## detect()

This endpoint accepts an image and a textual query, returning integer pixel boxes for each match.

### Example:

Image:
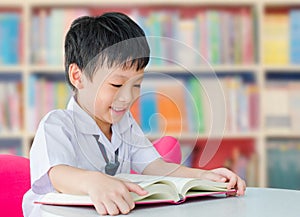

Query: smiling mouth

[111,106,128,113]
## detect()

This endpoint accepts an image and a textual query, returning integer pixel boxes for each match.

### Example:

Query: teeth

[112,107,125,111]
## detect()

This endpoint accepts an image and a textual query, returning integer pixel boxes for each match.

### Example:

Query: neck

[75,96,112,141]
[95,118,112,141]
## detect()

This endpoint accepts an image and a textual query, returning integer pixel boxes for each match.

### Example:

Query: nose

[116,85,133,103]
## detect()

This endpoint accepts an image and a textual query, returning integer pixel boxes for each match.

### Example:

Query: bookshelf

[1,0,300,189]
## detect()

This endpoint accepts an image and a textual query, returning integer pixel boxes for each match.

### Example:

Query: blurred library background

[0,0,300,190]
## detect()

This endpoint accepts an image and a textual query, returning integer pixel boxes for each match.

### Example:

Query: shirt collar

[66,96,134,135]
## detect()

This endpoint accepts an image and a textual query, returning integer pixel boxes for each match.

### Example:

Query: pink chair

[131,136,182,174]
[0,154,30,217]
[152,136,182,164]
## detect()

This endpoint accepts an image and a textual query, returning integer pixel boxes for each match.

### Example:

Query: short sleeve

[128,118,160,173]
[30,110,77,194]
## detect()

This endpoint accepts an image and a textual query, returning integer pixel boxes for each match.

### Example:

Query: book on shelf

[31,6,255,66]
[267,139,300,190]
[0,12,21,65]
[31,8,90,65]
[240,7,254,64]
[290,9,300,64]
[139,80,159,134]
[156,79,188,133]
[0,139,22,156]
[35,174,235,206]
[187,77,206,133]
[263,8,300,65]
[27,74,71,132]
[192,139,257,186]
[132,75,258,135]
[264,80,300,132]
[288,82,300,131]
[263,9,289,65]
[175,17,197,66]
[0,81,22,133]
[130,98,141,125]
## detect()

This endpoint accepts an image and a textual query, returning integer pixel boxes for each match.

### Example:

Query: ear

[68,63,84,89]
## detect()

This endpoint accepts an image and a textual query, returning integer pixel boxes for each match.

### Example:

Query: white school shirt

[22,97,160,217]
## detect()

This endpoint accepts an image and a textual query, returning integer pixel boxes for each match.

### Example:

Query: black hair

[64,12,150,91]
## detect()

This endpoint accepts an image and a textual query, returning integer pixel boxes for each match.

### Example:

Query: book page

[115,174,177,189]
[116,174,181,202]
[148,176,227,196]
[179,179,228,197]
[115,174,227,198]
[132,183,180,203]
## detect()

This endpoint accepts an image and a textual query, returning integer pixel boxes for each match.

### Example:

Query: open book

[35,174,236,206]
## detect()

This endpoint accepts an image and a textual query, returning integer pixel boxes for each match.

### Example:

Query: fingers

[94,193,134,216]
[94,202,107,216]
[202,171,227,182]
[227,172,238,189]
[94,199,131,216]
[236,177,246,196]
[93,181,145,216]
[224,171,246,196]
[211,168,247,196]
[124,181,148,196]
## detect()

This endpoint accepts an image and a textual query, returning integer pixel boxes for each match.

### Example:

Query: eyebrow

[112,74,144,80]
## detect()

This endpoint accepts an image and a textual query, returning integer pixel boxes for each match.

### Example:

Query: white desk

[41,187,300,217]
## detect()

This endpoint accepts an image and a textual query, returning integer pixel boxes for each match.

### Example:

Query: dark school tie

[93,135,120,176]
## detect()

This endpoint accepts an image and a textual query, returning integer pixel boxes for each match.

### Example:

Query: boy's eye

[134,84,141,88]
[111,84,122,88]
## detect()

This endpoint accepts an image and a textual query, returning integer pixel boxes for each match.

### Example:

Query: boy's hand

[86,173,147,216]
[199,167,246,196]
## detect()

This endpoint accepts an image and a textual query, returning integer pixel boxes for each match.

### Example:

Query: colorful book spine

[144,12,163,66]
[290,9,300,64]
[31,8,90,65]
[188,78,205,133]
[267,139,300,190]
[156,79,188,134]
[240,7,254,64]
[0,13,21,65]
[0,79,22,133]
[196,9,209,63]
[28,75,37,132]
[139,80,158,134]
[263,11,289,64]
[130,98,141,125]
[248,84,259,130]
[207,10,221,64]
[0,139,22,155]
[135,75,258,135]
[30,7,254,66]
[28,75,72,131]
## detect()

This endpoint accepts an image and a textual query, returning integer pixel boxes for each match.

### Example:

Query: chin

[110,115,124,124]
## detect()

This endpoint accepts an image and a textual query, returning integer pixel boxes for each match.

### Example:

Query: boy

[23,12,245,216]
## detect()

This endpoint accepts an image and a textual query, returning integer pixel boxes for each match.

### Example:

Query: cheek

[95,86,116,107]
[132,89,141,101]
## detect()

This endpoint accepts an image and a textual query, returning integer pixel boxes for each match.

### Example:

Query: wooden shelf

[0,66,24,73]
[29,65,65,73]
[27,0,258,7]
[263,65,300,72]
[146,65,259,73]
[265,131,300,138]
[0,132,24,139]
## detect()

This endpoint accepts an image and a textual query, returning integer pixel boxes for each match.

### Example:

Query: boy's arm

[142,158,246,196]
[48,165,147,215]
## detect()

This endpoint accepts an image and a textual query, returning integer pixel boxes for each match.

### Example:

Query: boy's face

[78,66,144,128]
